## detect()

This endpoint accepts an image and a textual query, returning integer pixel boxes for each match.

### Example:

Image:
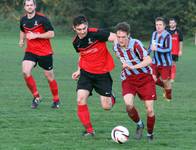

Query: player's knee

[77,96,87,105]
[146,107,154,116]
[44,72,54,81]
[22,70,31,77]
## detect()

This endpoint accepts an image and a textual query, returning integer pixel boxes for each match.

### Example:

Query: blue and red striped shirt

[113,38,152,80]
[149,30,172,66]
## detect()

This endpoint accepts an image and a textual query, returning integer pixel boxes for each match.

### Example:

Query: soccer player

[19,0,60,109]
[149,17,172,101]
[113,22,156,141]
[167,18,183,82]
[72,15,116,137]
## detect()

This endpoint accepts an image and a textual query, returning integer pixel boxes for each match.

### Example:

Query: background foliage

[0,0,195,38]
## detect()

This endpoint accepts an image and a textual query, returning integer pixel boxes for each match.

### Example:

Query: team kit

[19,0,183,143]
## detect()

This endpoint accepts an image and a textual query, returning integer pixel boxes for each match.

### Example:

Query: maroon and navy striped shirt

[113,38,152,80]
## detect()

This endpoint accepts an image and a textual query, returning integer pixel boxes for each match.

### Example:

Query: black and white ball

[111,126,129,144]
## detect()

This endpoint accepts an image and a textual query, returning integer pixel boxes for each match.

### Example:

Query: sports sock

[49,80,59,102]
[77,104,94,133]
[156,78,164,88]
[171,64,176,80]
[126,106,140,123]
[24,75,39,98]
[165,89,172,99]
[147,115,155,135]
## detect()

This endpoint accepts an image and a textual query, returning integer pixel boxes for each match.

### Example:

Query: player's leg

[94,73,115,110]
[161,66,172,101]
[124,94,144,140]
[144,100,155,141]
[39,55,60,108]
[151,64,164,87]
[76,70,94,136]
[171,55,178,82]
[22,52,41,108]
[122,77,144,140]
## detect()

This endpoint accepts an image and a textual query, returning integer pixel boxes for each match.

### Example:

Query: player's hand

[19,40,24,48]
[26,31,39,40]
[151,44,157,51]
[72,70,80,80]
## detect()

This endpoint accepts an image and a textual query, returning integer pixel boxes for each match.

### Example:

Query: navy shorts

[23,52,53,70]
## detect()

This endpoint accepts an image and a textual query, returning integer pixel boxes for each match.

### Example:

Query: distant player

[113,22,156,141]
[19,0,60,109]
[149,17,172,101]
[167,18,183,82]
[72,15,116,136]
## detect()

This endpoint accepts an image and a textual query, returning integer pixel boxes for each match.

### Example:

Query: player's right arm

[19,31,25,48]
[72,56,81,80]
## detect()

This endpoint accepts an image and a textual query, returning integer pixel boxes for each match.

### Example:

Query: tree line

[0,0,195,38]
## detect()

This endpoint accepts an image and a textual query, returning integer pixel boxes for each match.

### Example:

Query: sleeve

[156,34,172,53]
[20,18,25,32]
[91,28,110,42]
[148,32,155,54]
[42,17,54,31]
[178,29,183,41]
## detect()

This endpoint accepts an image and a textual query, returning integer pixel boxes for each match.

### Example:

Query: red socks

[77,105,94,133]
[126,106,140,123]
[156,78,164,88]
[171,64,176,80]
[24,75,39,98]
[165,89,172,99]
[147,115,155,134]
[49,80,59,102]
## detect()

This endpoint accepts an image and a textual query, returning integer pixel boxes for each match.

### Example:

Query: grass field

[0,32,196,150]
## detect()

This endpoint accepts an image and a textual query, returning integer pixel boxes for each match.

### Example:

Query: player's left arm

[127,55,152,70]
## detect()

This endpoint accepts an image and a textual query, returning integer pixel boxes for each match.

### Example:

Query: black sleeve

[178,29,183,41]
[91,29,110,42]
[42,17,54,31]
[20,17,24,32]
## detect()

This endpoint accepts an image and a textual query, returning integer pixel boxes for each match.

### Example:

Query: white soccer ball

[111,126,129,144]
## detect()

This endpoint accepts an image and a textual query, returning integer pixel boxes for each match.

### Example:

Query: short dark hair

[115,22,130,34]
[169,18,177,22]
[23,0,36,6]
[155,17,166,25]
[73,15,88,27]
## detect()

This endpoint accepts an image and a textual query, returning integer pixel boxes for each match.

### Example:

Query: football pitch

[0,32,195,150]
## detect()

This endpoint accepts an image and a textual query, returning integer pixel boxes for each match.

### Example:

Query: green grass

[0,31,196,150]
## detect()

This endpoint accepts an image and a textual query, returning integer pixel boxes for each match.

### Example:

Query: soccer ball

[111,126,129,144]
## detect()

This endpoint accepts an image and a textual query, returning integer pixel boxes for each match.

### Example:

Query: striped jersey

[149,30,172,66]
[113,38,152,81]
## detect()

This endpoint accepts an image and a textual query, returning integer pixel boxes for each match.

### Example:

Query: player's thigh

[77,70,93,95]
[77,89,90,105]
[123,94,135,107]
[22,52,37,74]
[122,78,137,98]
[93,73,113,97]
[38,54,53,70]
[137,75,157,100]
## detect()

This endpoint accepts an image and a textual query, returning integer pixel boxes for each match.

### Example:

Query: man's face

[169,20,177,29]
[73,23,88,39]
[155,20,165,33]
[116,30,129,48]
[24,0,36,14]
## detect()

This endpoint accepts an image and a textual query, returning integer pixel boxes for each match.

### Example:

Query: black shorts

[172,55,179,62]
[77,69,113,97]
[23,52,53,70]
